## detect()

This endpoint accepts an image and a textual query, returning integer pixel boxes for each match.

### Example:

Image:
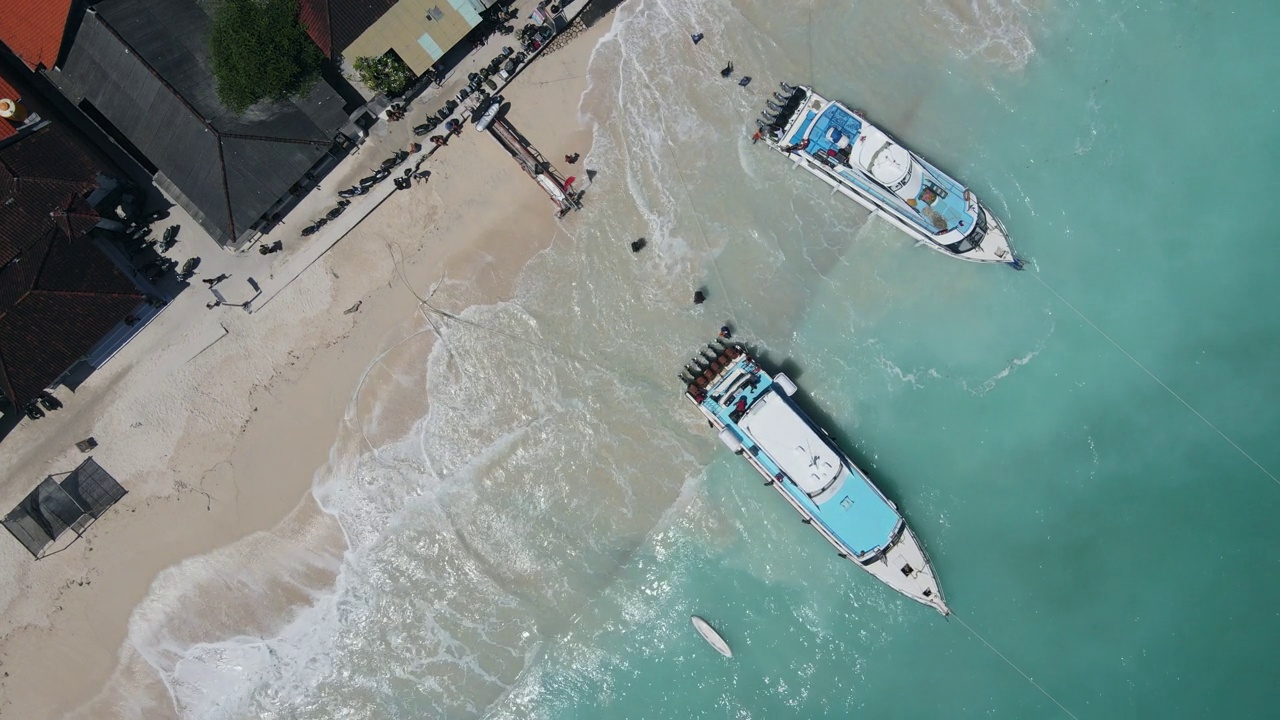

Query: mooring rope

[1031,272,1279,488]
[951,612,1081,720]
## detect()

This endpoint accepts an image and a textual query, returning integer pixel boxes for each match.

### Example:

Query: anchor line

[951,612,1081,720]
[807,5,815,85]
[1030,272,1279,488]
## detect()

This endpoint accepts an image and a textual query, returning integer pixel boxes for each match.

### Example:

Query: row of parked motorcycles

[22,391,64,420]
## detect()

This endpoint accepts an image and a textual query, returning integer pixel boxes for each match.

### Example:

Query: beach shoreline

[0,12,616,718]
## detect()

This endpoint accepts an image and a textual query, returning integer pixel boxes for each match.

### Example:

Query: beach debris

[691,33,704,44]
[344,301,363,315]
[631,237,646,253]
[76,437,99,452]
[738,76,752,87]
[694,289,707,305]
[720,61,733,78]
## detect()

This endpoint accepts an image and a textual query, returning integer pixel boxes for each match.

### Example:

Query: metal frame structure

[2,457,127,559]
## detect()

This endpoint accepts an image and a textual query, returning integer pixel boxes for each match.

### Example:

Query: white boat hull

[691,616,732,657]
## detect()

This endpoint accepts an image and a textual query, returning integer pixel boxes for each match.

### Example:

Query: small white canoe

[691,616,732,657]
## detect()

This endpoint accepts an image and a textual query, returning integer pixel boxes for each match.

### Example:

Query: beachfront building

[42,0,364,249]
[0,63,146,423]
[299,0,498,75]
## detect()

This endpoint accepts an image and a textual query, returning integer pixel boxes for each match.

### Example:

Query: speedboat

[682,340,949,614]
[757,83,1020,268]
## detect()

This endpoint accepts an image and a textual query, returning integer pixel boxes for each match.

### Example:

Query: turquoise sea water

[155,1,1280,717]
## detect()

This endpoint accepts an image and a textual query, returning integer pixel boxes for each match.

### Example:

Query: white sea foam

[923,0,1040,70]
[113,0,1046,714]
[963,321,1055,395]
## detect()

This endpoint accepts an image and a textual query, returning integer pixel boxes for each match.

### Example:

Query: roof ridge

[218,130,331,148]
[27,288,144,301]
[91,10,219,138]
[5,173,95,193]
[214,135,236,239]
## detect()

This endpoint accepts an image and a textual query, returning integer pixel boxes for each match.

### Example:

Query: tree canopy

[210,0,323,113]
[352,54,414,98]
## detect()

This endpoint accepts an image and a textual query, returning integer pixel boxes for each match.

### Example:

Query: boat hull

[758,85,1021,269]
[691,616,732,657]
[684,344,950,615]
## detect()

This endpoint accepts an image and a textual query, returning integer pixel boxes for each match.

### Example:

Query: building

[0,0,78,71]
[299,0,496,75]
[45,0,359,248]
[0,62,145,417]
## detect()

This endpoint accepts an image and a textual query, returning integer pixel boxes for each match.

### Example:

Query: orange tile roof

[0,0,75,70]
[0,69,18,141]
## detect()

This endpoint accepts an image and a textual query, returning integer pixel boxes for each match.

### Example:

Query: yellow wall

[344,0,478,74]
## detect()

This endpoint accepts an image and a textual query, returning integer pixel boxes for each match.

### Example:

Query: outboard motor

[773,91,792,102]
[760,111,778,124]
[779,81,796,93]
[766,100,783,113]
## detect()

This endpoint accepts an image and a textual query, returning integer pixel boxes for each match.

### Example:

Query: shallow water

[143,0,1280,716]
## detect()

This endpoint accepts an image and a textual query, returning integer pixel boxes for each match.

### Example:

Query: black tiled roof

[52,0,350,245]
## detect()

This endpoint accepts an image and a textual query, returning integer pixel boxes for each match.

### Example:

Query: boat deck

[700,358,901,558]
[783,101,974,237]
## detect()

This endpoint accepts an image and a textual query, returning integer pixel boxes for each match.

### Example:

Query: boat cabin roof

[785,99,976,237]
[740,392,842,497]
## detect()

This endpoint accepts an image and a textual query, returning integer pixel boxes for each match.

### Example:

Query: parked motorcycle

[338,185,368,198]
[159,224,179,251]
[325,202,349,221]
[380,151,408,171]
[24,402,44,420]
[258,240,284,255]
[179,257,200,280]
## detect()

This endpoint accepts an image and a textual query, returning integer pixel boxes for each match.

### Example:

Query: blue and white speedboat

[683,341,949,614]
[757,84,1020,268]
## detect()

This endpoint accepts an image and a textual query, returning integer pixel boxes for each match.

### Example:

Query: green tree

[210,0,323,113]
[352,54,415,98]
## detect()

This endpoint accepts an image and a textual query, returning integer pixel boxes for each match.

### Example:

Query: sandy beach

[0,12,615,718]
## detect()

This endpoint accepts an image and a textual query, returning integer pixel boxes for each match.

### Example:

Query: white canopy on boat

[856,130,923,200]
[740,392,843,497]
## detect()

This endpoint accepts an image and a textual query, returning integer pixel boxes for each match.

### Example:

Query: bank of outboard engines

[681,339,744,395]
[757,82,803,136]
